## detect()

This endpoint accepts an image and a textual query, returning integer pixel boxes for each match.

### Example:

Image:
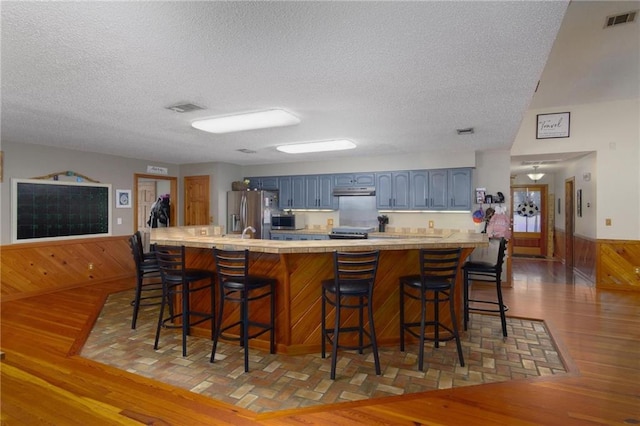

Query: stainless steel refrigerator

[227,190,279,239]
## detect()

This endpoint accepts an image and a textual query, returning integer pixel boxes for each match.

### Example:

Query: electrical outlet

[327,218,334,226]
[635,267,640,274]
[605,218,612,226]
[428,220,434,229]
[88,263,94,271]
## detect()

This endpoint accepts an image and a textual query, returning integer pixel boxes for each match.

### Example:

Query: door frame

[133,173,178,233]
[510,183,548,257]
[564,178,575,272]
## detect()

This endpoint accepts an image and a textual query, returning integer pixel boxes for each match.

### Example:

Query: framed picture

[536,112,570,139]
[116,189,132,208]
[475,188,486,204]
[485,195,493,204]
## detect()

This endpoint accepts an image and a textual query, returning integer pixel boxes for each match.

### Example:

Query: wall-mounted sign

[536,112,570,139]
[147,165,168,175]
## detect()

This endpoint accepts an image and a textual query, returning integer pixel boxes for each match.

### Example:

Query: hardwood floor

[2,258,639,425]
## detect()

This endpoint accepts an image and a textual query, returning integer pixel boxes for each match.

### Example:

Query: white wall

[0,141,177,245]
[511,98,640,240]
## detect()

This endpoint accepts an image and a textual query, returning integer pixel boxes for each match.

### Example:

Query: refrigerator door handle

[240,193,247,229]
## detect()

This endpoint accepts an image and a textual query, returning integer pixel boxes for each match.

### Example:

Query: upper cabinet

[246,177,279,191]
[376,172,410,209]
[305,175,337,209]
[408,168,472,211]
[333,173,376,188]
[278,176,305,209]
[448,168,472,211]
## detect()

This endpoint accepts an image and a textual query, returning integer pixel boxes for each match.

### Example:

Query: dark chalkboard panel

[12,179,112,242]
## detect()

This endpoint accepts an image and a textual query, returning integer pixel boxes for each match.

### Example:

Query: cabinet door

[376,173,393,209]
[448,168,472,210]
[410,171,429,209]
[278,177,292,208]
[333,174,355,187]
[305,175,320,208]
[260,177,279,190]
[428,170,448,210]
[333,173,375,187]
[353,173,375,186]
[290,176,306,209]
[392,172,410,209]
[317,175,336,209]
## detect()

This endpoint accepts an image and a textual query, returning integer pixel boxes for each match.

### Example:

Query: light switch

[117,217,122,225]
[605,218,612,226]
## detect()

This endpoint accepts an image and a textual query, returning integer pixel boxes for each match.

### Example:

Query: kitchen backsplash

[301,211,481,233]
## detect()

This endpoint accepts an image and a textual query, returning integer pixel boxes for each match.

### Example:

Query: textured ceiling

[1,1,636,167]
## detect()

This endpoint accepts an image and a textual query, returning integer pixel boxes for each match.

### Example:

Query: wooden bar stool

[399,248,464,370]
[154,245,216,357]
[211,248,276,372]
[321,250,381,380]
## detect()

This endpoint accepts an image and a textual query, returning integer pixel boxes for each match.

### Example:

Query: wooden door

[184,175,210,226]
[137,181,156,229]
[511,184,547,257]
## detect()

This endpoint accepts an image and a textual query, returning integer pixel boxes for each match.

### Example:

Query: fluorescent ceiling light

[276,139,357,154]
[191,109,299,134]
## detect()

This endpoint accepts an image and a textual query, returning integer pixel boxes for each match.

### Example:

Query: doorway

[134,173,178,233]
[510,184,548,257]
[564,178,575,281]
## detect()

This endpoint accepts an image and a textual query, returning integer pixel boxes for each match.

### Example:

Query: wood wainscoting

[554,228,639,291]
[597,239,640,291]
[1,236,135,302]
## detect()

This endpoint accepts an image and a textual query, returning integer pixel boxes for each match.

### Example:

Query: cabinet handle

[389,198,392,206]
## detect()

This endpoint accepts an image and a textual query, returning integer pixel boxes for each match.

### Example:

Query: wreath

[516,201,539,217]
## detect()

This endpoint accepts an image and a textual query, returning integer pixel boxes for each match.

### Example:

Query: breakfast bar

[151,227,489,355]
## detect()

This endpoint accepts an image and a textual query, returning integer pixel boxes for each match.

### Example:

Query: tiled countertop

[151,227,488,254]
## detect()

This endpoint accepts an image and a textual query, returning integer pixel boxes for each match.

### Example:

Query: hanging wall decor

[536,112,570,139]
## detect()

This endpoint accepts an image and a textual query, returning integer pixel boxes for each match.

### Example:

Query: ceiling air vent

[605,11,636,28]
[166,103,205,113]
[237,149,257,154]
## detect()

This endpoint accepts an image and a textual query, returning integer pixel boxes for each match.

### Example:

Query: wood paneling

[554,230,638,291]
[597,239,640,290]
[183,248,474,355]
[1,237,135,301]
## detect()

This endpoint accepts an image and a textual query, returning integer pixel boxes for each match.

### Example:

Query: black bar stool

[463,237,509,337]
[154,245,215,357]
[399,248,464,370]
[128,232,163,329]
[211,248,276,373]
[321,250,381,380]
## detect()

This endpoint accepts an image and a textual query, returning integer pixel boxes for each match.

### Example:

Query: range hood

[332,186,376,196]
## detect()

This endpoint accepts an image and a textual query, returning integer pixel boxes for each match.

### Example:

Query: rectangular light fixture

[276,139,356,154]
[191,109,300,134]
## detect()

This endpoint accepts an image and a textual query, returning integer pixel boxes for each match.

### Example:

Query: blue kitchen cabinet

[246,176,279,190]
[305,175,337,209]
[278,176,305,209]
[376,172,410,209]
[448,168,472,210]
[410,170,429,209]
[333,173,376,188]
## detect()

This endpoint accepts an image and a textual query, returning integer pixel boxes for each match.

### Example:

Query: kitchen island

[151,227,488,355]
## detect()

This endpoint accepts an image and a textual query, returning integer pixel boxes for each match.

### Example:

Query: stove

[329,226,375,239]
